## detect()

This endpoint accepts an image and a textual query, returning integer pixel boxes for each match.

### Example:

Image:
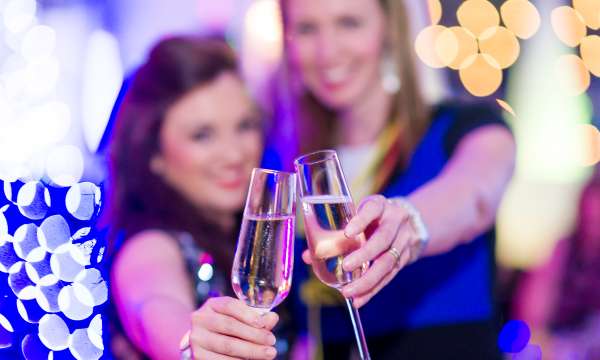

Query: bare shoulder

[111,229,188,290]
[115,229,184,266]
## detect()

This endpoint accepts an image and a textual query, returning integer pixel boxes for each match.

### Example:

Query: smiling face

[151,71,263,219]
[285,0,387,111]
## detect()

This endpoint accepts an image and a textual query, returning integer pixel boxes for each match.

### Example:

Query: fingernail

[265,347,277,358]
[344,223,357,237]
[267,333,276,345]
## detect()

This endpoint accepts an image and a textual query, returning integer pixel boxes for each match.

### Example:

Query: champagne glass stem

[344,298,371,360]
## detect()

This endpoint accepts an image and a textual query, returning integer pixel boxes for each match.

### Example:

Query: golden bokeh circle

[554,54,591,96]
[576,124,600,166]
[447,26,478,70]
[479,26,520,69]
[551,6,587,47]
[500,0,541,39]
[459,54,503,97]
[415,25,454,68]
[457,0,500,38]
[573,0,600,30]
[427,0,442,25]
[580,35,600,77]
[435,27,459,68]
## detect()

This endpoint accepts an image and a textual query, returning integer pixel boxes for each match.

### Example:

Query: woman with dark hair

[277,0,516,358]
[513,170,600,358]
[107,36,278,359]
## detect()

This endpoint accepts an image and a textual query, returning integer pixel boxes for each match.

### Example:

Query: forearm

[132,296,194,359]
[408,126,515,257]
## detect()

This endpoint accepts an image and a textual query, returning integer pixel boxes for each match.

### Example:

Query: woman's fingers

[344,195,386,237]
[194,311,276,346]
[301,249,312,264]
[343,219,401,271]
[192,347,238,360]
[343,247,412,307]
[207,297,273,329]
[190,326,277,360]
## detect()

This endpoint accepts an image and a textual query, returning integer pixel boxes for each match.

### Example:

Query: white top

[336,143,377,200]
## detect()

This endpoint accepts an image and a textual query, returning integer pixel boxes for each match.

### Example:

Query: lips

[216,177,244,190]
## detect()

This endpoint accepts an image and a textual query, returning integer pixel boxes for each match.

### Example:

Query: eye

[337,15,362,29]
[293,20,318,36]
[191,126,213,142]
[238,116,262,133]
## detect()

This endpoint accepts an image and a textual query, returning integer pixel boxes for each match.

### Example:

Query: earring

[380,51,401,94]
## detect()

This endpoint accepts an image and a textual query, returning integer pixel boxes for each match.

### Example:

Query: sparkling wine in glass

[295,150,371,360]
[231,168,296,314]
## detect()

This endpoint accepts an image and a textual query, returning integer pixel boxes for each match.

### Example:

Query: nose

[316,27,341,65]
[217,135,245,167]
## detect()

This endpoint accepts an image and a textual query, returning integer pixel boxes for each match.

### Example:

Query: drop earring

[381,51,401,94]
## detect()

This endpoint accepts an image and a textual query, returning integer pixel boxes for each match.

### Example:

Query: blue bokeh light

[498,319,531,353]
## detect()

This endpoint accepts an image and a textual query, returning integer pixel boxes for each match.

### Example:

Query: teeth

[323,67,348,83]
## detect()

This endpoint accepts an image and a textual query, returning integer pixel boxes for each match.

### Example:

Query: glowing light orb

[573,0,600,30]
[447,26,478,70]
[500,0,541,39]
[580,35,600,77]
[38,314,69,351]
[478,26,520,69]
[554,54,590,96]
[459,54,503,97]
[45,145,84,187]
[457,0,500,38]
[551,6,587,47]
[38,215,71,253]
[16,181,50,220]
[427,0,442,25]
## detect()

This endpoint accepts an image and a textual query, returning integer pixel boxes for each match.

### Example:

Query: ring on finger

[387,246,402,268]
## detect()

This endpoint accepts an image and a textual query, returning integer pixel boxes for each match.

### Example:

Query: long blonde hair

[279,0,431,167]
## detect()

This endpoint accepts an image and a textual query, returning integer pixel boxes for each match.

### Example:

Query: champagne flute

[231,168,296,315]
[294,150,371,360]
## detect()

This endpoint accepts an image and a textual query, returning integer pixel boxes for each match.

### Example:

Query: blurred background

[0,0,598,358]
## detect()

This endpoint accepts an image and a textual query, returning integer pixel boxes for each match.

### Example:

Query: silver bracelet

[388,197,429,263]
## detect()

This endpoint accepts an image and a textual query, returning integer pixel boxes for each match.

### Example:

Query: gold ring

[388,246,402,268]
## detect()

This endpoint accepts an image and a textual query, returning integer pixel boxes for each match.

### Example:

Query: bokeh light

[415,25,457,69]
[572,0,600,30]
[554,54,590,96]
[551,6,587,47]
[427,0,442,25]
[45,145,84,187]
[16,181,50,220]
[500,0,541,39]
[498,320,530,353]
[69,328,102,360]
[20,25,55,62]
[459,54,503,97]
[478,26,520,69]
[0,313,14,349]
[2,0,36,33]
[447,26,478,70]
[38,214,70,253]
[575,124,600,166]
[38,314,69,351]
[457,0,500,38]
[580,35,600,77]
[65,182,101,221]
[243,0,283,64]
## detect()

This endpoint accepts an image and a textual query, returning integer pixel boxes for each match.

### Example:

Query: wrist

[388,197,429,263]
